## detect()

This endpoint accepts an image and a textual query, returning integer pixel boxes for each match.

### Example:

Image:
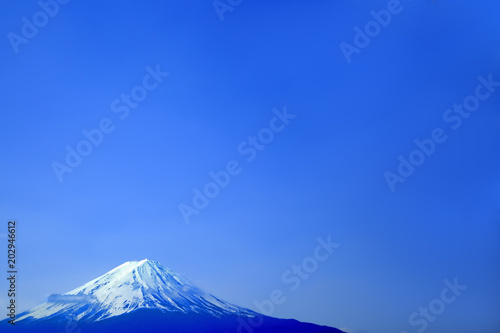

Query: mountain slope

[2,259,344,333]
[18,259,256,323]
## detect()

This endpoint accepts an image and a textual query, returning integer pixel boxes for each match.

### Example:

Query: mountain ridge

[17,259,257,323]
[2,259,344,333]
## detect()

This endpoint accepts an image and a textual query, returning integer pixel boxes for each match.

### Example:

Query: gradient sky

[1,1,499,333]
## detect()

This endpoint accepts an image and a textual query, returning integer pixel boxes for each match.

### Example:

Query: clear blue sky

[1,1,499,333]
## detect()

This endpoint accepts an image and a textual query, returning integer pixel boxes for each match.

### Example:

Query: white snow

[18,259,256,323]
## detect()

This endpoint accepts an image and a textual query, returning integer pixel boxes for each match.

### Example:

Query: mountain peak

[129,258,152,264]
[17,260,256,323]
[111,258,155,269]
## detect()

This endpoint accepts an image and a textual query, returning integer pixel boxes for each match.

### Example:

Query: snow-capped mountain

[4,259,344,333]
[18,259,256,322]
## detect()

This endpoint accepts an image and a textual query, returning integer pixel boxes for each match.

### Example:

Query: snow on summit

[17,259,256,323]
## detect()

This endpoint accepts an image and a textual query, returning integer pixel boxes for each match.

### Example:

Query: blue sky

[1,1,499,332]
